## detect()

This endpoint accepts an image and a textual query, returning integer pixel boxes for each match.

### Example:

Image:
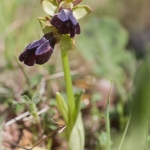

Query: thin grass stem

[105,81,112,150]
[118,114,131,150]
[14,56,30,87]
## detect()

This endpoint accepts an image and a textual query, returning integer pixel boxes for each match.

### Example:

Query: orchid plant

[19,0,92,149]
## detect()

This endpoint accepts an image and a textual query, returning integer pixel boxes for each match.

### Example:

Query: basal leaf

[69,113,84,150]
[74,90,83,122]
[56,92,68,123]
[123,61,150,150]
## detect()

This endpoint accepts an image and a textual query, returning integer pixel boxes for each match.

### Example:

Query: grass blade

[118,113,131,150]
[105,81,112,150]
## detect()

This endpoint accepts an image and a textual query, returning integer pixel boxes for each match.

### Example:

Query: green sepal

[37,17,53,34]
[60,35,75,51]
[73,5,92,20]
[41,0,58,16]
[56,92,68,123]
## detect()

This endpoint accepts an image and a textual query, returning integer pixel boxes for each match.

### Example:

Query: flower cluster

[19,0,92,66]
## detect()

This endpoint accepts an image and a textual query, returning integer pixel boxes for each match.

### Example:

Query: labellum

[51,8,80,38]
[19,32,56,66]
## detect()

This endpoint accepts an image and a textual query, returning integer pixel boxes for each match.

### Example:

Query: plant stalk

[61,49,75,129]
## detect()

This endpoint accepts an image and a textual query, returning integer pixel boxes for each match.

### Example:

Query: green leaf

[56,92,68,123]
[74,90,83,122]
[21,95,30,102]
[41,0,58,16]
[14,104,25,113]
[69,113,84,150]
[60,35,75,51]
[37,17,53,34]
[21,93,41,104]
[31,93,41,104]
[11,100,18,105]
[30,73,43,86]
[73,5,92,20]
[123,61,150,150]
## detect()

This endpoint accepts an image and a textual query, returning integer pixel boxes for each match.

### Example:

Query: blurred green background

[1,0,150,150]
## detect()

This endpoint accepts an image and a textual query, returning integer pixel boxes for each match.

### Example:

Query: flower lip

[19,32,56,66]
[50,8,80,38]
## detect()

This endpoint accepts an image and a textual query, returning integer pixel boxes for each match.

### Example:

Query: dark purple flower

[51,9,80,38]
[19,32,56,66]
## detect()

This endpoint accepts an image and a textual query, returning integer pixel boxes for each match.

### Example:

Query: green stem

[14,56,30,87]
[30,103,40,123]
[30,103,43,135]
[105,81,112,150]
[61,50,75,129]
[118,114,131,150]
[105,107,111,150]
